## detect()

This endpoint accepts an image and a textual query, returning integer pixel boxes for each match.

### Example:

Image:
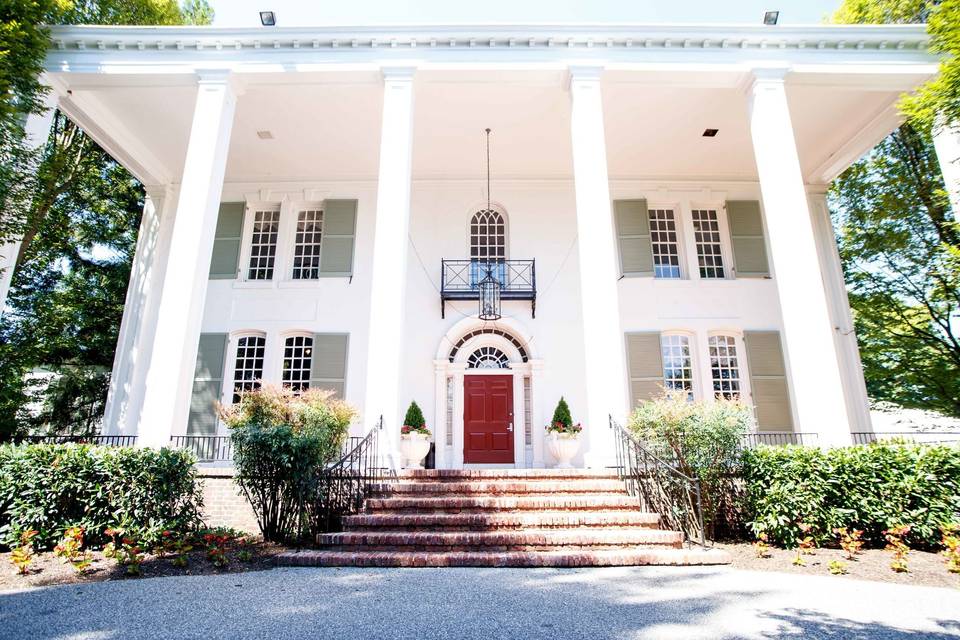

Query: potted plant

[399,401,432,468]
[545,397,582,469]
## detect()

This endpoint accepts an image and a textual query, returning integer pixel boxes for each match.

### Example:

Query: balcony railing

[440,259,536,318]
[851,431,960,446]
[741,432,819,447]
[21,435,138,447]
[170,435,233,462]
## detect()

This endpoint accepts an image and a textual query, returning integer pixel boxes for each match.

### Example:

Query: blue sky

[209,0,843,27]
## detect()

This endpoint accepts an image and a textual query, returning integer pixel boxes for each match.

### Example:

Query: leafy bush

[741,442,960,548]
[628,392,752,538]
[221,386,356,543]
[0,443,203,549]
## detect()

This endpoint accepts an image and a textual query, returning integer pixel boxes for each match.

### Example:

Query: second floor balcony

[440,259,536,318]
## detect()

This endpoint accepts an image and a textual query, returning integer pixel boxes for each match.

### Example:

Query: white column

[568,66,629,467]
[530,360,546,468]
[137,74,237,448]
[363,67,416,468]
[433,361,448,469]
[807,188,872,432]
[0,88,59,315]
[747,69,851,446]
[933,117,960,217]
[102,186,177,435]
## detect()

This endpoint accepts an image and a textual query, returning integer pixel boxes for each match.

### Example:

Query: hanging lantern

[478,266,502,321]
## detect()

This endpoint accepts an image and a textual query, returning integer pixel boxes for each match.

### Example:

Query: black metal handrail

[170,435,233,462]
[311,415,392,535]
[609,415,705,547]
[741,432,819,447]
[21,435,138,447]
[440,259,536,317]
[851,431,960,445]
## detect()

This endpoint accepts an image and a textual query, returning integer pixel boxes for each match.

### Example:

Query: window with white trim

[648,209,681,279]
[661,334,694,400]
[523,376,533,447]
[470,210,506,260]
[709,335,741,399]
[282,335,313,393]
[247,209,280,280]
[291,208,323,280]
[232,335,265,404]
[445,376,454,447]
[691,209,725,279]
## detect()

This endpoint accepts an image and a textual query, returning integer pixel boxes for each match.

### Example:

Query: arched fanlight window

[470,209,506,261]
[467,346,510,369]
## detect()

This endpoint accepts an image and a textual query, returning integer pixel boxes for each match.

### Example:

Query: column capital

[143,184,172,203]
[567,65,605,88]
[380,65,418,83]
[195,70,244,96]
[805,183,831,196]
[745,65,791,95]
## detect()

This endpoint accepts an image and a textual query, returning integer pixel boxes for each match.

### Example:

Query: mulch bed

[715,542,960,589]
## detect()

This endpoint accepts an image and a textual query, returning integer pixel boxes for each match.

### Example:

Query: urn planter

[546,432,580,469]
[400,432,431,468]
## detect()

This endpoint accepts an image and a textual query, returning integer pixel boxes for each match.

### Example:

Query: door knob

[507,423,514,432]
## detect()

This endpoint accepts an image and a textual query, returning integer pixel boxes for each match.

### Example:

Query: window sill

[277,276,352,288]
[232,281,275,290]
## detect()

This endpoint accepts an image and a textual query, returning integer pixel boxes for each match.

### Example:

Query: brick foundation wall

[198,466,260,535]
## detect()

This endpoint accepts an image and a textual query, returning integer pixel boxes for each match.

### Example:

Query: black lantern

[478,266,502,321]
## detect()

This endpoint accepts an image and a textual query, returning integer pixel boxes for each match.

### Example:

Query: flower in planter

[401,401,431,437]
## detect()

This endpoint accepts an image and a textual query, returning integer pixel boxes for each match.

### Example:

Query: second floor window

[292,208,323,280]
[232,335,265,404]
[692,209,725,279]
[649,209,681,279]
[470,209,506,261]
[248,209,280,280]
[282,335,313,393]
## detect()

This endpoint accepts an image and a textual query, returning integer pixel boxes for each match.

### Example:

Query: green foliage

[629,392,752,537]
[0,443,203,549]
[741,443,960,549]
[551,397,573,429]
[403,401,426,428]
[223,386,356,543]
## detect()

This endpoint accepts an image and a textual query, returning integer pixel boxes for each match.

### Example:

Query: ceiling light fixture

[256,130,274,139]
[260,11,277,26]
[702,128,719,137]
[763,11,780,25]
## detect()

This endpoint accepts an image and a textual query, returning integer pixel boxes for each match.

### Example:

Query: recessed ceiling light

[260,11,277,26]
[256,130,274,139]
[702,128,719,137]
[763,10,780,25]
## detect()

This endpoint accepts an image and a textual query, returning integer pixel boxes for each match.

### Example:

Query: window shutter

[319,199,357,276]
[744,331,794,432]
[187,333,228,436]
[726,200,770,278]
[310,333,349,398]
[614,199,654,276]
[625,332,663,408]
[209,203,245,279]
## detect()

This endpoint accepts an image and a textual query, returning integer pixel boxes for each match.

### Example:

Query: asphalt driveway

[1,566,958,639]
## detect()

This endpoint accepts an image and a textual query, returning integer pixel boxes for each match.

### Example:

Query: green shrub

[628,392,752,538]
[221,386,356,543]
[0,443,202,550]
[741,442,960,548]
[403,401,426,428]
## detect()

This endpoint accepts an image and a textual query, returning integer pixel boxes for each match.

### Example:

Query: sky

[209,0,844,28]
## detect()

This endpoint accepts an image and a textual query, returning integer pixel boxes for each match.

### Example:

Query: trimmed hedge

[0,443,203,550]
[742,442,960,548]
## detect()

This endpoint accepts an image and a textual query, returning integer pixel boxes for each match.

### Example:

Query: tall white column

[568,66,629,467]
[137,74,237,448]
[747,69,851,446]
[0,87,59,315]
[933,117,960,217]
[363,67,416,468]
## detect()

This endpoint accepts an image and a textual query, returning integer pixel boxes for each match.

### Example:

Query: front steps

[277,469,731,568]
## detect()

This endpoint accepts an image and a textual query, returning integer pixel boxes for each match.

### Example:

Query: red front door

[463,375,514,464]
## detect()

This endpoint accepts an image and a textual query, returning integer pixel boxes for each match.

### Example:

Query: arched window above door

[467,346,510,369]
[470,209,506,260]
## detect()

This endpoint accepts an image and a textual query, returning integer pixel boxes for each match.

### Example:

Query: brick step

[365,495,642,512]
[397,469,620,482]
[317,529,683,550]
[342,511,662,531]
[371,480,627,496]
[278,547,732,568]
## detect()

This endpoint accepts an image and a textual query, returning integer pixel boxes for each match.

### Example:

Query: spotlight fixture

[702,128,719,137]
[256,130,274,140]
[763,10,779,25]
[260,11,277,26]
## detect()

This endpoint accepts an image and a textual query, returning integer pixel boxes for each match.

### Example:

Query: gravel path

[1,566,959,639]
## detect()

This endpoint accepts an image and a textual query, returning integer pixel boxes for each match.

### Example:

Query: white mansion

[4,21,949,469]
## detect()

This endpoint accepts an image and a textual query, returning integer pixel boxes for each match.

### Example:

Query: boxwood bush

[742,442,960,548]
[0,443,203,550]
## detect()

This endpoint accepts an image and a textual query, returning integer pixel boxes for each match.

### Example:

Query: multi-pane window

[661,334,694,400]
[709,335,741,399]
[523,376,533,447]
[247,209,280,280]
[648,209,681,279]
[470,210,506,261]
[445,376,454,447]
[467,346,510,369]
[282,335,313,392]
[691,209,725,279]
[292,208,323,280]
[232,335,266,404]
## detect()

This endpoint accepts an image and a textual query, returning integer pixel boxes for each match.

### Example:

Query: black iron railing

[440,259,536,318]
[22,435,138,447]
[609,416,705,547]
[851,431,960,445]
[741,432,819,447]
[311,415,391,534]
[170,435,233,462]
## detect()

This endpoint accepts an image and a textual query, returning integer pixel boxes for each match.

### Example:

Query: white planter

[399,432,431,468]
[546,432,580,469]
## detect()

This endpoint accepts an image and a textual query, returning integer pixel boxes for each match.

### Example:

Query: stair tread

[343,511,661,529]
[376,480,627,494]
[318,529,682,546]
[366,495,642,511]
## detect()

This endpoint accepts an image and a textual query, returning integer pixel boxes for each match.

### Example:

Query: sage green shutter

[625,332,664,408]
[726,200,770,278]
[744,331,794,432]
[209,203,244,279]
[187,333,228,436]
[310,333,349,397]
[319,200,357,276]
[614,199,654,276]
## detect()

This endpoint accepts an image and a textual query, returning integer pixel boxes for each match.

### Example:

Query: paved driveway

[1,566,958,639]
